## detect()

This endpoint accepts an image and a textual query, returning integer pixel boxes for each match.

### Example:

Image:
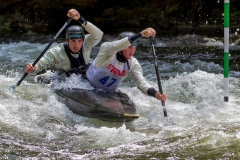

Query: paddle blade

[8,85,17,93]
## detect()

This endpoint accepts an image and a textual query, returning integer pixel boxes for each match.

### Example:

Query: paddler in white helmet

[25,9,103,78]
[86,29,166,102]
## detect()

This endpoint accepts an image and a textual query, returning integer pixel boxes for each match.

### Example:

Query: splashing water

[0,34,240,159]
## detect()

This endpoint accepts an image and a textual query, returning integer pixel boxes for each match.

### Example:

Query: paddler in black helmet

[25,9,103,77]
[86,29,166,102]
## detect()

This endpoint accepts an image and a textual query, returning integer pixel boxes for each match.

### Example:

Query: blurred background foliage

[0,0,240,37]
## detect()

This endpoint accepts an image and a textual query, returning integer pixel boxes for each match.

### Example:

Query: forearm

[77,16,103,39]
[32,45,63,73]
[128,27,156,44]
[103,37,131,54]
[130,63,152,95]
[33,57,54,74]
[129,32,142,43]
[136,77,153,95]
[135,74,159,98]
[132,68,164,99]
[77,16,87,26]
[83,22,104,46]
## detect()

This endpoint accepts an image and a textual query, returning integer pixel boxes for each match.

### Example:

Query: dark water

[0,33,240,159]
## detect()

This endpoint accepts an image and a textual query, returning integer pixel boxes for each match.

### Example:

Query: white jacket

[33,21,103,74]
[87,37,152,95]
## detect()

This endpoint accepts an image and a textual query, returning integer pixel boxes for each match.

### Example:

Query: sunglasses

[69,33,84,39]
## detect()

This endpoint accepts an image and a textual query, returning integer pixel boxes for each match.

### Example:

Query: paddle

[149,36,168,117]
[9,18,72,92]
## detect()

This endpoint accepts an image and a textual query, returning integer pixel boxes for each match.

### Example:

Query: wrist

[129,32,141,42]
[147,87,157,97]
[78,16,87,26]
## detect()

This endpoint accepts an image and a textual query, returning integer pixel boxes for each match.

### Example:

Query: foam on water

[1,68,240,158]
[1,37,240,159]
[51,73,94,90]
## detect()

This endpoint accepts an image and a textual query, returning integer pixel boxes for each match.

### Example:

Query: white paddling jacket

[32,21,103,74]
[86,37,153,95]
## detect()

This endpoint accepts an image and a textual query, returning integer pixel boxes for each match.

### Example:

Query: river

[0,32,240,159]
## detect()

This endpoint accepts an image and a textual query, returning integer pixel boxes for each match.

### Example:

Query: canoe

[55,88,140,121]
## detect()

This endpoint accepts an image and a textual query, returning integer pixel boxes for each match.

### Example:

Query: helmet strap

[116,51,130,70]
[116,51,127,63]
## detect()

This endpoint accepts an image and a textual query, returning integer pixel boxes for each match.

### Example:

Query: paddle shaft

[150,37,168,117]
[16,18,72,86]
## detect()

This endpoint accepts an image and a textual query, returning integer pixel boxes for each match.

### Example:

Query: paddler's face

[67,38,83,53]
[122,45,136,59]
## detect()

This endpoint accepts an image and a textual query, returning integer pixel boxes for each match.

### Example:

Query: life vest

[63,42,89,76]
[86,54,129,92]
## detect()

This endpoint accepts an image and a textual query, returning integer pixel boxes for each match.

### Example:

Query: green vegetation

[0,16,11,34]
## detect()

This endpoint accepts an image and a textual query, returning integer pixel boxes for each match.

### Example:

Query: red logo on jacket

[106,64,126,76]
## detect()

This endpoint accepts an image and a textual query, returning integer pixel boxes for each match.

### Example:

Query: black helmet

[118,31,139,46]
[66,25,85,39]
